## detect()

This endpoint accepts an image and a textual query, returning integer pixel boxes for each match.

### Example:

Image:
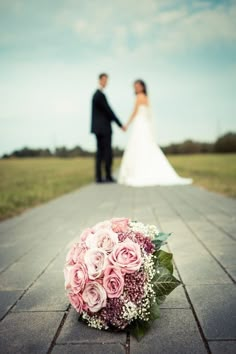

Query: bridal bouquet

[64,218,180,340]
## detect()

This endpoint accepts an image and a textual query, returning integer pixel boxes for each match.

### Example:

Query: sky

[0,0,236,155]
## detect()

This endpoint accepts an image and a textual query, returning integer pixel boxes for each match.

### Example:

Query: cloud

[2,0,235,62]
[134,3,236,57]
[154,3,236,54]
[154,8,187,25]
[131,22,152,37]
[54,0,236,60]
[55,0,160,42]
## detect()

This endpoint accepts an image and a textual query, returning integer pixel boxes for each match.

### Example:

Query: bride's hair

[134,79,148,96]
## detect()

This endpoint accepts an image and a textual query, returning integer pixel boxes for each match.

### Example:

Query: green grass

[0,154,235,221]
[168,153,236,198]
[0,157,120,220]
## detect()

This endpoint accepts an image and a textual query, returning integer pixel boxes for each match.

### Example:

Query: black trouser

[95,134,112,181]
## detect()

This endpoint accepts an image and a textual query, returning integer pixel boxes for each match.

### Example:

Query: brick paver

[0,184,235,354]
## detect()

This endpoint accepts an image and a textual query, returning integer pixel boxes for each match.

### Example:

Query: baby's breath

[129,221,159,240]
[147,224,159,240]
[120,252,156,323]
[122,301,138,321]
[82,312,107,330]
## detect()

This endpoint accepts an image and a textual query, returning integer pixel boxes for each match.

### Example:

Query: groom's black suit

[91,89,122,181]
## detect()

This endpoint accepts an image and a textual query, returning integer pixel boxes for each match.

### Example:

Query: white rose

[84,248,107,280]
[86,228,118,253]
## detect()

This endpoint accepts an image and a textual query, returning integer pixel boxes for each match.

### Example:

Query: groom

[91,73,125,183]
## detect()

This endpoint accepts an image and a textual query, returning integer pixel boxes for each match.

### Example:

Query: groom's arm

[95,92,123,128]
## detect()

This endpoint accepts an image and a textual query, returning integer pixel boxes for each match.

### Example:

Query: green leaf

[155,232,172,241]
[128,300,160,341]
[148,300,160,321]
[153,232,172,249]
[153,266,181,299]
[155,250,174,274]
[128,319,152,341]
[155,294,166,305]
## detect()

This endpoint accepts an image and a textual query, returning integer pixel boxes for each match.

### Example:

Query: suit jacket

[91,89,122,135]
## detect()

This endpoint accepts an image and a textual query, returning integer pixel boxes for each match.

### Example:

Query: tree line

[162,132,236,154]
[1,132,236,159]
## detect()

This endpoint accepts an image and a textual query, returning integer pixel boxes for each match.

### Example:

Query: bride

[118,80,192,187]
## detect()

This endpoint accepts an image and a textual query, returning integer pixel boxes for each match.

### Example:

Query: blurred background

[0,0,236,219]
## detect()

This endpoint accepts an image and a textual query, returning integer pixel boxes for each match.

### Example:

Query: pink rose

[103,266,124,298]
[111,218,130,233]
[80,228,94,243]
[82,281,107,313]
[92,220,112,232]
[66,243,87,265]
[68,292,84,313]
[84,248,107,280]
[109,240,142,273]
[86,228,118,253]
[64,266,71,289]
[64,262,88,293]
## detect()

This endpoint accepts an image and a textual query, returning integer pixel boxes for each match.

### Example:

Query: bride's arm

[125,98,140,129]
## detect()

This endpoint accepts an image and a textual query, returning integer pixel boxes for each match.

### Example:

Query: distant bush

[162,132,235,155]
[162,140,213,154]
[2,146,93,159]
[113,146,124,157]
[3,147,52,158]
[54,146,93,158]
[214,132,236,153]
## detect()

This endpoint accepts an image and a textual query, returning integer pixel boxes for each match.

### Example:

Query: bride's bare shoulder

[136,93,149,105]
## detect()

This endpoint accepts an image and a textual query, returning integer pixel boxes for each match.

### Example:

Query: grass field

[0,154,235,220]
[168,153,236,198]
[0,157,119,221]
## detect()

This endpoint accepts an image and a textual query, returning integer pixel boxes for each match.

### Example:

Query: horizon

[1,0,236,156]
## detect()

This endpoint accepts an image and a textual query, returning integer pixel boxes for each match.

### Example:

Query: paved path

[0,183,235,354]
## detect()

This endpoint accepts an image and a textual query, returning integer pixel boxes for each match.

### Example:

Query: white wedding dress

[118,105,192,187]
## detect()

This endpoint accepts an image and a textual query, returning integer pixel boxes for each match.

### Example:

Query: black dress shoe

[96,179,104,184]
[105,177,117,183]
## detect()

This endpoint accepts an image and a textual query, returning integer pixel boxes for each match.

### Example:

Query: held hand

[121,125,127,132]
